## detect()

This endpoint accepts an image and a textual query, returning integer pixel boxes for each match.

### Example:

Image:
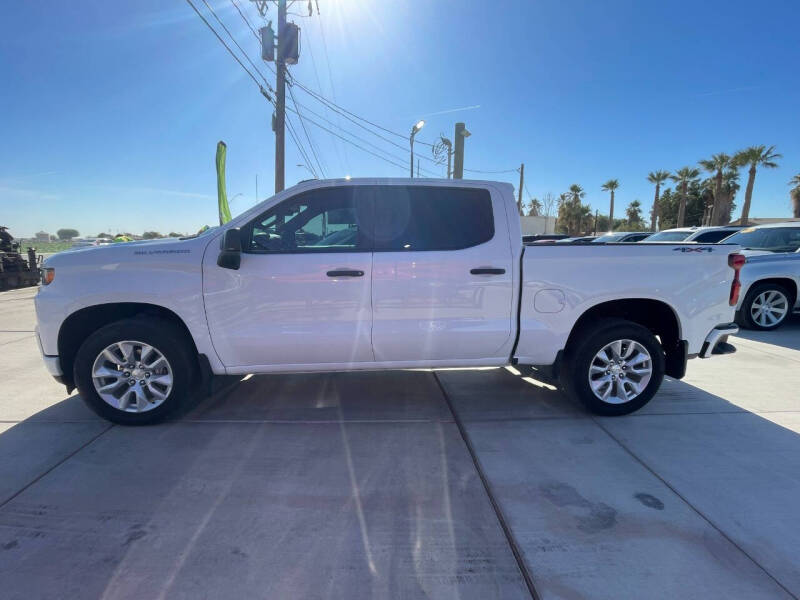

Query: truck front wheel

[74,317,196,425]
[564,319,665,416]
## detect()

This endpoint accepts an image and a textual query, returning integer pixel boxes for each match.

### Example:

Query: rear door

[203,186,375,369]
[369,184,515,363]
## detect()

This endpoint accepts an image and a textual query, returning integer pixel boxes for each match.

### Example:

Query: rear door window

[367,186,494,251]
[693,230,735,243]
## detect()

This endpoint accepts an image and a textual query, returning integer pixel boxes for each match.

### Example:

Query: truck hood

[739,249,774,257]
[43,237,205,267]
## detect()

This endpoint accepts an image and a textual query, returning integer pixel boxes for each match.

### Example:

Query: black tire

[74,317,197,425]
[736,282,793,331]
[563,318,665,416]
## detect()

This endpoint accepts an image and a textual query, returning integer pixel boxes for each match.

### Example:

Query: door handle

[327,270,364,277]
[470,268,506,275]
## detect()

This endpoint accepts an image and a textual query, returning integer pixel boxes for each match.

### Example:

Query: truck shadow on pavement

[735,315,800,352]
[0,368,798,598]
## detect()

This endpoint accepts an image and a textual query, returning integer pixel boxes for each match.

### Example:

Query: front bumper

[699,323,739,358]
[36,330,63,377]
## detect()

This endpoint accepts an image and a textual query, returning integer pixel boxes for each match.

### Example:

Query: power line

[185,0,266,92]
[198,0,275,93]
[302,14,346,174]
[290,75,434,148]
[285,114,319,178]
[187,0,318,180]
[287,83,327,177]
[315,11,350,172]
[286,102,416,171]
[230,0,260,41]
[288,88,440,166]
[464,167,520,174]
[284,105,437,174]
[288,74,439,162]
[186,0,441,178]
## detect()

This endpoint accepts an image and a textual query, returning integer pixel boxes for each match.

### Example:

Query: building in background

[520,215,557,236]
[727,217,800,226]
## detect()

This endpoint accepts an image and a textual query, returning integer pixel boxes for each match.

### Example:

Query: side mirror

[217,228,242,270]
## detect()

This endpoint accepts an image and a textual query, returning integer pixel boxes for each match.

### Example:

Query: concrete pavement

[1,287,798,599]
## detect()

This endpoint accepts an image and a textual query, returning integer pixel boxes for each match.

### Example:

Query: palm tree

[626,200,644,229]
[718,169,741,224]
[647,170,670,231]
[790,174,800,218]
[670,167,700,227]
[601,179,620,231]
[698,153,733,225]
[732,145,781,225]
[567,184,585,234]
[527,197,543,217]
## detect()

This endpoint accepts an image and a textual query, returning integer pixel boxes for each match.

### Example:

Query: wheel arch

[744,277,798,306]
[563,298,684,378]
[58,303,199,389]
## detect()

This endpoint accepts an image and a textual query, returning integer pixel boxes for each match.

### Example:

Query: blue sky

[1,0,799,237]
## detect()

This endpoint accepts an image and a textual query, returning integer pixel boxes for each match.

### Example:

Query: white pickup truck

[36,179,743,424]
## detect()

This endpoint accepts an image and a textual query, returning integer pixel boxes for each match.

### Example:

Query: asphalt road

[1,286,799,599]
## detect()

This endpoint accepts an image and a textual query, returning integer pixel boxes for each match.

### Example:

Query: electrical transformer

[260,23,275,62]
[282,22,300,64]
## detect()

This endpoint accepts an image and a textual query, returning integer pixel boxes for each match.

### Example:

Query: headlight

[41,267,55,285]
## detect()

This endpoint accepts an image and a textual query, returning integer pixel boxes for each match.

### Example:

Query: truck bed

[514,243,739,365]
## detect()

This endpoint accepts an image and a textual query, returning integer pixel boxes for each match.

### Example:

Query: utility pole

[517,163,525,215]
[453,122,469,179]
[417,159,420,178]
[274,0,287,193]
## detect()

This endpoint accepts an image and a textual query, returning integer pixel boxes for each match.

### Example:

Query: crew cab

[36,179,743,424]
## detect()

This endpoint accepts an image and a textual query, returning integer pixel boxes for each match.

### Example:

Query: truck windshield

[722,227,800,252]
[646,231,692,242]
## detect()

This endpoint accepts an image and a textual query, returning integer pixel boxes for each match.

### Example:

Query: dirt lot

[1,286,799,599]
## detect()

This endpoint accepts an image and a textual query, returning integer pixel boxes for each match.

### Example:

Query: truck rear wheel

[74,317,196,425]
[564,319,665,416]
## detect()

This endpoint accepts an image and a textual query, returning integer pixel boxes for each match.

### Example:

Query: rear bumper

[699,323,739,358]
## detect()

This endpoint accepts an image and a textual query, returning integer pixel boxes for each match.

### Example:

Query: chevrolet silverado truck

[719,223,800,330]
[35,179,743,424]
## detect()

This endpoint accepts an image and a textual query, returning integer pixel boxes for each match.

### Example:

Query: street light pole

[409,120,425,178]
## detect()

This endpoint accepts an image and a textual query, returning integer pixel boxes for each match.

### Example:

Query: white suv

[645,226,743,243]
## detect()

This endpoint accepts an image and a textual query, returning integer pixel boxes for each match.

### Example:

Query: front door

[203,186,374,370]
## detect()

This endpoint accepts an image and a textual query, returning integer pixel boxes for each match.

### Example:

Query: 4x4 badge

[673,247,713,253]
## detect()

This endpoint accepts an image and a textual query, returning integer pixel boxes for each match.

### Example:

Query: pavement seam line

[0,423,115,511]
[592,417,799,600]
[433,372,541,600]
[733,338,800,364]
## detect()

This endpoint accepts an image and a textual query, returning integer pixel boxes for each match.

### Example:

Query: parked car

[719,223,800,330]
[645,226,743,243]
[556,236,598,243]
[68,237,114,250]
[523,233,568,243]
[592,231,652,243]
[36,179,742,424]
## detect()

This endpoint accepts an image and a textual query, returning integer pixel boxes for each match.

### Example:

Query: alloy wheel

[91,341,173,412]
[750,290,789,328]
[588,339,653,404]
